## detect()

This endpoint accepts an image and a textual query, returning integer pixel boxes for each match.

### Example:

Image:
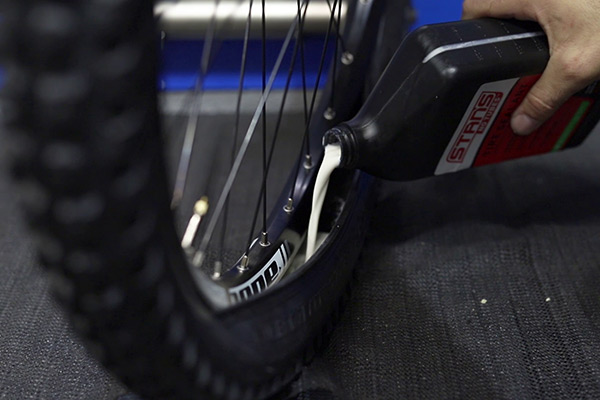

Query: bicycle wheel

[1,0,412,398]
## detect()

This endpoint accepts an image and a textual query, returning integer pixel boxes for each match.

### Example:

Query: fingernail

[511,113,539,136]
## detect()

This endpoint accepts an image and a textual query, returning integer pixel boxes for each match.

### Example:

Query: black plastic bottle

[324,18,600,180]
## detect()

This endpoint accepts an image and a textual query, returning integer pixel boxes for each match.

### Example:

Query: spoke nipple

[260,231,271,247]
[324,107,336,121]
[284,197,294,213]
[194,196,209,216]
[341,51,354,66]
[238,254,250,271]
[304,154,313,169]
[181,197,209,251]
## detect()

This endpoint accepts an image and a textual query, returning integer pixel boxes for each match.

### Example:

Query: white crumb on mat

[480,299,487,304]
[546,297,551,302]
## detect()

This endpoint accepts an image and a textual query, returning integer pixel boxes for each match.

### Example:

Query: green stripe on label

[553,101,591,151]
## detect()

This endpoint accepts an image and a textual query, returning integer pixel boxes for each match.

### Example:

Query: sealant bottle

[324,18,600,180]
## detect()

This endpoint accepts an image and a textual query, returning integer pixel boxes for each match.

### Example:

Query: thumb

[511,58,578,135]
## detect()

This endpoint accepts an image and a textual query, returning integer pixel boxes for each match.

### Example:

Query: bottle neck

[323,124,359,170]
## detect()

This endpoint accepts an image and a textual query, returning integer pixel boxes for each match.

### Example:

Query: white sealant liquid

[305,144,341,261]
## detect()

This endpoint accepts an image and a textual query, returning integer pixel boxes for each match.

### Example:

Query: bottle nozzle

[323,124,357,169]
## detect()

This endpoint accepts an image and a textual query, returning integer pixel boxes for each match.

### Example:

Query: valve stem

[181,197,209,255]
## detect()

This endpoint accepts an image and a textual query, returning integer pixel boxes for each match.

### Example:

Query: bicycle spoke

[299,0,310,128]
[289,0,339,205]
[215,0,255,278]
[304,0,338,157]
[194,18,299,268]
[241,0,271,259]
[286,0,311,211]
[325,0,342,119]
[260,0,269,247]
[325,0,347,55]
[244,2,306,256]
[171,0,223,210]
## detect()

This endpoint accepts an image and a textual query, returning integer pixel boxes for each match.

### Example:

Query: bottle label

[435,76,598,175]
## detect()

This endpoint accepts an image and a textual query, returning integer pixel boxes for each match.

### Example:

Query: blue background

[160,0,464,91]
[412,0,463,27]
[0,1,465,89]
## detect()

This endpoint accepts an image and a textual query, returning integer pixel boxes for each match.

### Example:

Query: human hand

[462,0,600,135]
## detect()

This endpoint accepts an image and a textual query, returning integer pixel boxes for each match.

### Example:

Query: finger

[510,57,582,135]
[462,0,534,20]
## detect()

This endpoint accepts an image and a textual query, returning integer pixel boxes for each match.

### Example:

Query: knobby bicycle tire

[0,0,412,398]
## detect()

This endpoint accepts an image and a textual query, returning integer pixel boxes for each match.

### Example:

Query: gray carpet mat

[1,93,599,399]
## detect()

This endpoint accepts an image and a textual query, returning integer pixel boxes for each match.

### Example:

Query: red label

[447,91,503,163]
[473,76,594,166]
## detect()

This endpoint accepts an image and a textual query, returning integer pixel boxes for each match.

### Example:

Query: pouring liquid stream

[306,144,341,261]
